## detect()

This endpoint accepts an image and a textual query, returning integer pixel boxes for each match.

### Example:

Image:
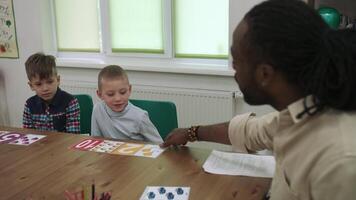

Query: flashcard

[110,143,165,158]
[90,140,124,153]
[70,138,104,151]
[132,144,165,158]
[110,143,145,155]
[139,186,190,200]
[0,131,10,136]
[8,134,46,146]
[70,139,165,158]
[0,132,26,144]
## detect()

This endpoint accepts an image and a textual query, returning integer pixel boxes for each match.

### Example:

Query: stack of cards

[70,139,165,158]
[140,186,190,200]
[0,131,46,146]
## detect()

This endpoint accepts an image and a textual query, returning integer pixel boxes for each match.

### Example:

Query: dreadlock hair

[244,0,356,117]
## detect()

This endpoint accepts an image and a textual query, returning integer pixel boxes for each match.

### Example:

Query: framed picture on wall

[0,0,19,58]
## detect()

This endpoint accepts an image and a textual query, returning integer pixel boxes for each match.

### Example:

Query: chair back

[74,94,94,134]
[130,99,178,140]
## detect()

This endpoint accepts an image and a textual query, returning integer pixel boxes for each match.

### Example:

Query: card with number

[8,134,46,146]
[133,144,165,158]
[90,140,124,153]
[70,138,104,151]
[140,186,190,200]
[0,132,26,144]
[70,139,165,158]
[110,143,164,158]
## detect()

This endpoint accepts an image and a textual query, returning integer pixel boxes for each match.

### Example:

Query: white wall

[0,0,273,128]
[0,0,44,127]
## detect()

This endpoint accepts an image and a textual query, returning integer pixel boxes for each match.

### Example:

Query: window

[174,0,229,59]
[52,0,229,70]
[109,0,164,54]
[54,0,100,52]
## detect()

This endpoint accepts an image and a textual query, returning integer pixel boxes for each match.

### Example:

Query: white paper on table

[202,150,276,178]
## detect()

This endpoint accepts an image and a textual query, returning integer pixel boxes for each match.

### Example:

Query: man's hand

[160,128,189,148]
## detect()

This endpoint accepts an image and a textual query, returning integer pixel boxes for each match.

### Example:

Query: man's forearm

[197,122,231,145]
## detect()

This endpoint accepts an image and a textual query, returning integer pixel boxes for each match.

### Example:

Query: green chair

[130,99,178,140]
[74,94,94,135]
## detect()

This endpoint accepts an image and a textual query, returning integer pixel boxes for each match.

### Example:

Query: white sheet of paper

[202,150,276,178]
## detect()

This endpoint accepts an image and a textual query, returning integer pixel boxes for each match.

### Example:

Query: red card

[70,139,104,151]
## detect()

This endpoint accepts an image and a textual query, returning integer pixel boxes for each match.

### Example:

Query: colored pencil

[92,180,95,200]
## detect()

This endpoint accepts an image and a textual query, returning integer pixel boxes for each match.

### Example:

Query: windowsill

[56,57,235,77]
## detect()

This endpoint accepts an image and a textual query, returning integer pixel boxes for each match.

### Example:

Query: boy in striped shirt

[23,53,80,133]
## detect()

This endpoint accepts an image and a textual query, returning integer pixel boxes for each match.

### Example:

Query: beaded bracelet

[187,125,200,142]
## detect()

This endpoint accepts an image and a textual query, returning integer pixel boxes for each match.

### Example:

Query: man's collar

[287,95,315,123]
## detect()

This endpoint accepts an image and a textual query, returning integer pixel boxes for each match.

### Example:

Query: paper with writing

[203,150,275,178]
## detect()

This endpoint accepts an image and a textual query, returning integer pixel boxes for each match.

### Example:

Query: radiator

[61,81,239,127]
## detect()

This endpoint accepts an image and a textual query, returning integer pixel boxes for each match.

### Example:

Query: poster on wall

[0,0,18,58]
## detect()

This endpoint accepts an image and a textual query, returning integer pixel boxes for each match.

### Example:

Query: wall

[0,0,273,129]
[0,0,44,127]
[0,70,9,125]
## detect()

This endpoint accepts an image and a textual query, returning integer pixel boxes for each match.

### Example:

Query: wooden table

[0,127,271,200]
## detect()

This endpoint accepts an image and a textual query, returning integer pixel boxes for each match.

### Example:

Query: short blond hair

[98,65,129,90]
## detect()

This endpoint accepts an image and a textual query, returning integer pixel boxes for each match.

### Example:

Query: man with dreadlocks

[161,0,356,199]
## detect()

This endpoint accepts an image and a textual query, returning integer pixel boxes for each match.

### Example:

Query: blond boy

[91,65,162,143]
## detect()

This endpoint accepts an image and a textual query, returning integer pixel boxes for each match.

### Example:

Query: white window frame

[49,0,233,76]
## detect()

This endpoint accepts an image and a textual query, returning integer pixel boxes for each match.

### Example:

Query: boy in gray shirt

[91,65,163,143]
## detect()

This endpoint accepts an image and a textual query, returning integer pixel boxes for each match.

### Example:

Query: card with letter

[139,186,190,200]
[8,134,46,146]
[90,140,124,153]
[0,132,25,144]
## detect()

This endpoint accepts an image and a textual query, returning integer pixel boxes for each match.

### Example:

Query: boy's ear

[129,84,132,93]
[28,81,35,91]
[57,75,60,84]
[96,89,102,99]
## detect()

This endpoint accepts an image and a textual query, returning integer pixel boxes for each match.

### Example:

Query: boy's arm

[139,112,163,143]
[23,102,34,129]
[65,98,81,134]
[90,107,101,137]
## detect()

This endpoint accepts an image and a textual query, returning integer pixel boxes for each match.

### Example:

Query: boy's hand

[64,190,83,200]
[160,128,189,148]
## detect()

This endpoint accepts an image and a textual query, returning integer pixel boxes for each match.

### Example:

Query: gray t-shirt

[91,101,163,143]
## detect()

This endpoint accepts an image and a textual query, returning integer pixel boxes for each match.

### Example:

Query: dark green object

[318,7,340,29]
[6,20,11,27]
[130,99,178,140]
[74,94,94,134]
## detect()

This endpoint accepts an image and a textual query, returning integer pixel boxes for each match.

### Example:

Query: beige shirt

[228,96,356,200]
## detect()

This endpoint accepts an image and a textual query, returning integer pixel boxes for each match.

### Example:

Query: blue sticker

[159,187,166,194]
[166,192,174,199]
[148,191,155,199]
[176,187,184,195]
